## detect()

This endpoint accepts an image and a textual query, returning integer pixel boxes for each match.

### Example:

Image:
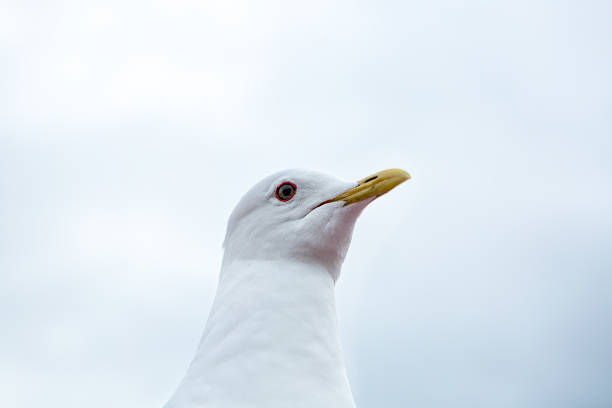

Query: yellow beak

[329,168,411,206]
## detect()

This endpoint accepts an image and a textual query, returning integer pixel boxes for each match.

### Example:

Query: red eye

[275,182,297,201]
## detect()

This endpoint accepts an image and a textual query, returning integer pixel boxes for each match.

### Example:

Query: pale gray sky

[1,1,611,407]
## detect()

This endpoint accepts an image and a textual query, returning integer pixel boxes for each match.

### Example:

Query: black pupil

[279,184,294,199]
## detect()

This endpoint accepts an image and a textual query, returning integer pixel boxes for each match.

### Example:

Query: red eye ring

[275,182,297,202]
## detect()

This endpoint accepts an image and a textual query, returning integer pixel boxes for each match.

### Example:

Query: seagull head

[222,168,410,278]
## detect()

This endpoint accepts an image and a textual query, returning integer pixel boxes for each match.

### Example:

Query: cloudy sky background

[1,1,611,407]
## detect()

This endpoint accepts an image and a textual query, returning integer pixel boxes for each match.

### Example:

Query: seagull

[164,168,410,408]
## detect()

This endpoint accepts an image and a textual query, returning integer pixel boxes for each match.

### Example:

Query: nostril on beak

[363,176,378,183]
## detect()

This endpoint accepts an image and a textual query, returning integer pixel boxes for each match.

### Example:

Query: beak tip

[390,168,411,183]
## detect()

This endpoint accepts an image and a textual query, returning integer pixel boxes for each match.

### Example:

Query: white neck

[164,259,355,408]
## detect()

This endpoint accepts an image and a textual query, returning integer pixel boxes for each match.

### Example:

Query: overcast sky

[1,1,611,407]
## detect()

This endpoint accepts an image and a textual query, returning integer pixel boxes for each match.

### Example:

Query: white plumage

[164,168,409,408]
